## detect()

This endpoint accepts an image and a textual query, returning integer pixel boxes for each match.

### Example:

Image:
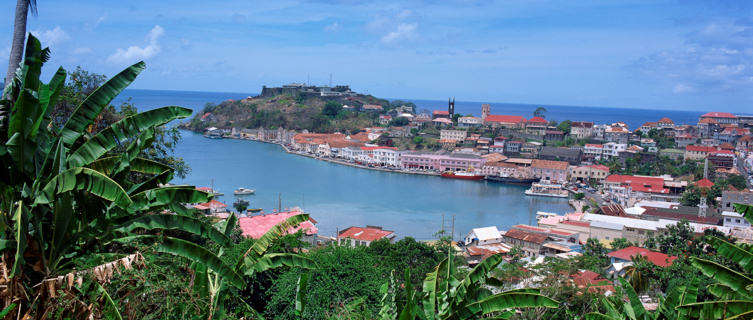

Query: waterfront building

[399,151,486,172]
[531,159,569,182]
[525,117,548,135]
[570,164,610,183]
[440,129,468,142]
[239,209,319,245]
[570,121,594,139]
[359,146,400,167]
[464,226,504,245]
[338,226,396,247]
[603,174,670,205]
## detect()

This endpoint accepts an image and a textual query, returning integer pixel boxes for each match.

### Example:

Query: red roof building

[238,210,318,239]
[604,175,668,194]
[695,178,714,188]
[607,246,677,267]
[484,115,527,128]
[527,116,547,124]
[570,270,614,295]
[338,226,396,246]
[701,112,737,119]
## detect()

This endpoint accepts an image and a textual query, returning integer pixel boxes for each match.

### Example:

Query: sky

[1,0,753,112]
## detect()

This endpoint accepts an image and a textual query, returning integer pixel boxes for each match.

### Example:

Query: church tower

[482,104,490,120]
[448,98,455,116]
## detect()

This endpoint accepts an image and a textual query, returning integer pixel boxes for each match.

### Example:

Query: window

[736,219,741,223]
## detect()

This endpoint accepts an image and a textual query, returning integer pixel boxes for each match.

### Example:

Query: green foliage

[574,192,585,200]
[534,107,547,118]
[557,120,572,133]
[388,116,409,126]
[322,100,343,118]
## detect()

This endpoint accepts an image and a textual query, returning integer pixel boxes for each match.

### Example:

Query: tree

[557,120,572,133]
[610,238,636,250]
[725,174,747,190]
[0,35,229,317]
[322,100,342,118]
[234,201,248,214]
[534,107,547,118]
[413,136,424,145]
[388,117,409,126]
[574,192,585,200]
[4,1,37,90]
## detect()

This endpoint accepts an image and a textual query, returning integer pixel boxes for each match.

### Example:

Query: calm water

[111,89,710,239]
[172,131,572,240]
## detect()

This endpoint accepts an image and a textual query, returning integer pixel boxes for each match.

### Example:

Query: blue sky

[1,0,752,112]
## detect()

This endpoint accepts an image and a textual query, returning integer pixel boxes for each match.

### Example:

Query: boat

[196,186,223,197]
[247,208,263,213]
[233,198,250,206]
[485,174,538,185]
[524,182,569,198]
[234,187,256,195]
[440,171,484,180]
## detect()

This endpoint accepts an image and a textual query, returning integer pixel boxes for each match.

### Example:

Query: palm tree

[534,107,547,119]
[4,0,37,92]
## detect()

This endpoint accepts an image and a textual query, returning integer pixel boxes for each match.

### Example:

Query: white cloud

[31,26,70,48]
[73,47,92,55]
[672,83,694,93]
[381,23,418,45]
[107,25,164,64]
[324,22,341,33]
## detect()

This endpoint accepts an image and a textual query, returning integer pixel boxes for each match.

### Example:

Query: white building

[458,116,483,128]
[584,144,604,161]
[602,142,627,160]
[722,211,752,229]
[440,129,468,142]
[464,226,503,245]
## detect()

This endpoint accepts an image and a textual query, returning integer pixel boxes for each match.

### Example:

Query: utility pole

[329,73,332,87]
[451,214,455,244]
[441,214,445,235]
[278,192,282,212]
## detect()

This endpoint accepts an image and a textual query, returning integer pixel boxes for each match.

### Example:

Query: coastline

[202,131,441,177]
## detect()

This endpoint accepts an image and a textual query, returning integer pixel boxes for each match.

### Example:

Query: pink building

[400,152,486,172]
[238,209,319,245]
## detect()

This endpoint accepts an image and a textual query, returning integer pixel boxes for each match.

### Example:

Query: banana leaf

[60,61,146,146]
[295,273,309,317]
[677,300,753,319]
[35,167,132,208]
[422,258,448,320]
[248,253,317,274]
[10,201,27,277]
[67,106,191,168]
[127,186,211,213]
[465,291,558,315]
[690,257,753,293]
[707,236,753,274]
[236,214,310,270]
[115,214,232,247]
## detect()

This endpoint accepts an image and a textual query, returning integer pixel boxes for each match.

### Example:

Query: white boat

[525,182,568,198]
[234,187,256,195]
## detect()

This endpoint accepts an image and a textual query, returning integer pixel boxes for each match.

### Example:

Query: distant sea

[114,89,706,130]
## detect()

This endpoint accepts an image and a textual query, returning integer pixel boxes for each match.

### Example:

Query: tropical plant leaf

[67,106,191,168]
[678,300,753,319]
[237,214,310,270]
[60,61,146,146]
[0,303,17,318]
[734,203,753,226]
[708,236,753,274]
[127,186,210,213]
[690,257,753,294]
[96,282,123,320]
[465,291,558,315]
[150,236,244,289]
[30,66,65,139]
[585,313,621,320]
[422,259,447,320]
[35,167,132,208]
[248,253,317,275]
[295,273,309,317]
[10,201,27,277]
[618,276,647,320]
[115,214,232,247]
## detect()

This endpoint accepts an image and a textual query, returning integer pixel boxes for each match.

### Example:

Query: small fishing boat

[234,187,256,195]
[247,208,263,213]
[524,182,568,198]
[233,198,250,207]
[196,186,223,197]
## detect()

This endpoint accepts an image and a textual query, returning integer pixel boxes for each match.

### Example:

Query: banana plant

[675,203,753,319]
[585,277,699,320]
[379,252,558,319]
[0,34,245,317]
[191,213,317,319]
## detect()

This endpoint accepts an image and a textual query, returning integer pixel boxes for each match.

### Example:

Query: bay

[111,88,711,240]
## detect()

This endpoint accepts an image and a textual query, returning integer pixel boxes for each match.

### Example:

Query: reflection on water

[174,131,572,240]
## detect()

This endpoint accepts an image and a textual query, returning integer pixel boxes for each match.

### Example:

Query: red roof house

[338,226,396,246]
[604,175,668,194]
[238,210,318,239]
[607,246,677,267]
[695,178,714,189]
